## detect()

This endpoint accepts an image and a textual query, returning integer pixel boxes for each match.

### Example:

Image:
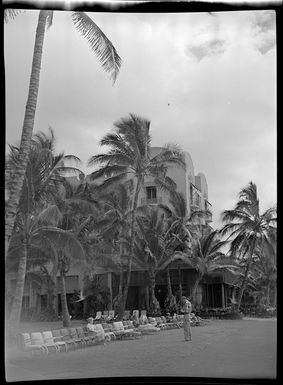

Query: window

[146,186,157,200]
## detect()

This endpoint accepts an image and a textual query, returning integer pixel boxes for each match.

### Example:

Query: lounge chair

[140,310,147,317]
[101,323,116,341]
[123,310,131,320]
[68,327,85,347]
[30,332,57,354]
[108,310,116,321]
[60,328,77,350]
[76,326,92,345]
[102,310,109,321]
[83,325,99,344]
[92,324,109,342]
[42,331,67,352]
[17,333,47,356]
[136,317,160,334]
[94,311,102,323]
[132,309,139,319]
[154,317,168,330]
[112,321,142,340]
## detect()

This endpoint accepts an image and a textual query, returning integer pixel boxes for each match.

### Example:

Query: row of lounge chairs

[17,311,208,356]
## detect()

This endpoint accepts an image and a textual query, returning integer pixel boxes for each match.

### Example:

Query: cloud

[252,11,276,54]
[185,38,226,61]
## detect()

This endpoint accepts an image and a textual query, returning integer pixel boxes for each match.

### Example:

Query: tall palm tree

[88,113,185,313]
[5,9,122,256]
[7,212,84,331]
[220,182,277,310]
[159,191,210,304]
[134,206,190,314]
[175,229,238,306]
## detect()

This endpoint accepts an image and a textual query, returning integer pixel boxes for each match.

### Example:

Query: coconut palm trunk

[121,178,143,313]
[148,270,158,313]
[9,241,28,332]
[237,240,256,311]
[5,11,51,257]
[59,270,71,327]
[166,268,173,297]
[191,273,202,305]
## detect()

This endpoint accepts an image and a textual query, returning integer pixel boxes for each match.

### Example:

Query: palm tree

[176,229,238,306]
[88,113,185,313]
[220,182,277,311]
[98,182,133,315]
[7,212,84,331]
[5,9,122,256]
[134,206,190,314]
[159,191,210,304]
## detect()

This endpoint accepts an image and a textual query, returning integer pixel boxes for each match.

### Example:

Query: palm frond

[72,12,122,84]
[4,9,23,23]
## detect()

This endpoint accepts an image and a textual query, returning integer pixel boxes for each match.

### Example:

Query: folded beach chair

[113,321,142,339]
[17,333,47,356]
[42,331,67,352]
[60,328,78,350]
[30,332,57,354]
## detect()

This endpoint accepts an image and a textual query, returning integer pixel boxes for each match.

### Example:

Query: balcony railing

[141,197,162,205]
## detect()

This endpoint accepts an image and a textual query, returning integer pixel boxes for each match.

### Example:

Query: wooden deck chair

[30,332,56,354]
[17,333,47,356]
[42,331,67,352]
[60,329,77,350]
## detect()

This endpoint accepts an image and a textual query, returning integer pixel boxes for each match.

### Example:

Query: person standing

[181,296,192,341]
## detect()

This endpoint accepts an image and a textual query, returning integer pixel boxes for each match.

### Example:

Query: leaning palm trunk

[5,10,51,257]
[8,242,28,332]
[59,270,71,327]
[121,178,142,314]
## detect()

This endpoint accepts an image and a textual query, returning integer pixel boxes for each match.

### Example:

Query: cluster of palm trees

[5,9,276,337]
[6,115,277,335]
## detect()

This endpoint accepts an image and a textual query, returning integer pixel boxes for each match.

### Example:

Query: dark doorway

[125,286,140,310]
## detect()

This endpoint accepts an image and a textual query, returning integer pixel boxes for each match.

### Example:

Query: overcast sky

[4,8,277,228]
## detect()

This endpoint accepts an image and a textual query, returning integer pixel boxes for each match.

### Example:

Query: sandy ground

[5,318,276,382]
